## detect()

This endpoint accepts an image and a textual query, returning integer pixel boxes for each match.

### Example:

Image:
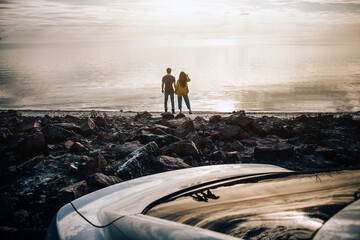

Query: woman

[175,71,192,114]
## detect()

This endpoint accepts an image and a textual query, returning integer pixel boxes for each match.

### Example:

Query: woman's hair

[178,71,188,87]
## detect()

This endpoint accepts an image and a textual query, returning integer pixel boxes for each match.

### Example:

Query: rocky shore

[0,110,359,239]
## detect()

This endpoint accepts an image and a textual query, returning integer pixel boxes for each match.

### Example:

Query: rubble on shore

[0,109,359,239]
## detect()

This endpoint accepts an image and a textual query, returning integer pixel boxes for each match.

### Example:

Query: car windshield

[144,169,360,240]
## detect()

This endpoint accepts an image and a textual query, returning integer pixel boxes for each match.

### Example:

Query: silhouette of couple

[162,68,192,115]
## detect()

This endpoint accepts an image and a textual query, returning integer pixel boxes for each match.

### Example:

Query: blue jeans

[178,94,191,111]
[164,92,175,111]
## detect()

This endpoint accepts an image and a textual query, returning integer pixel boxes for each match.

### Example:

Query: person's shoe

[172,109,175,114]
[189,110,192,114]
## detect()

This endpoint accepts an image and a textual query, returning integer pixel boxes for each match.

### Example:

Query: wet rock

[18,132,46,157]
[58,180,88,206]
[80,117,96,136]
[116,142,161,180]
[254,136,294,161]
[134,111,152,120]
[209,115,222,123]
[172,140,200,159]
[12,209,29,226]
[174,120,195,138]
[87,173,122,191]
[175,112,186,119]
[0,192,15,223]
[153,155,190,172]
[315,147,336,158]
[42,125,74,143]
[161,112,174,120]
[112,141,143,158]
[70,142,88,153]
[0,128,11,143]
[16,118,40,132]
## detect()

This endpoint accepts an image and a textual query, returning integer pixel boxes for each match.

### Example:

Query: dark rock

[226,112,253,128]
[53,123,82,133]
[185,131,203,149]
[135,133,161,144]
[12,209,29,226]
[202,137,215,151]
[87,173,122,190]
[227,151,241,163]
[58,180,88,206]
[0,226,47,240]
[94,131,113,143]
[16,118,40,132]
[275,125,293,139]
[210,150,227,163]
[209,115,222,123]
[161,112,174,120]
[153,155,190,172]
[172,140,200,159]
[231,140,244,151]
[64,140,74,150]
[18,132,46,157]
[70,142,88,153]
[337,114,353,125]
[63,114,80,123]
[16,155,44,171]
[314,147,336,158]
[135,111,152,120]
[296,114,308,122]
[95,116,107,129]
[0,192,15,223]
[80,155,107,178]
[219,125,241,140]
[116,142,161,180]
[80,117,96,136]
[175,112,186,119]
[166,118,187,129]
[152,124,172,134]
[0,128,11,143]
[210,130,221,141]
[113,131,135,143]
[6,133,26,151]
[42,125,74,143]
[293,123,307,135]
[112,141,143,158]
[155,134,181,148]
[174,120,195,138]
[254,136,294,161]
[335,154,356,165]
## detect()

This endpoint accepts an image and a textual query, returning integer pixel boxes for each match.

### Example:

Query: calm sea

[0,40,359,112]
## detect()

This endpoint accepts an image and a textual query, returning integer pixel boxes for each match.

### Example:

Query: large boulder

[16,118,40,132]
[112,141,143,158]
[87,173,122,191]
[80,117,96,136]
[219,125,249,140]
[116,142,161,180]
[155,134,182,148]
[172,140,200,159]
[18,132,46,157]
[166,118,188,129]
[209,115,222,123]
[153,155,190,172]
[58,181,88,206]
[42,125,74,143]
[254,136,294,161]
[174,120,195,138]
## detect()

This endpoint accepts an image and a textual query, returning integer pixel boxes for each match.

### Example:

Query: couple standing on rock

[161,68,192,115]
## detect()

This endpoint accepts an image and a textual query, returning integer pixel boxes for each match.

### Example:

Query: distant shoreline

[1,109,359,119]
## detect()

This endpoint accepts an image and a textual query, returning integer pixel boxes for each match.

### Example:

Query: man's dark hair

[166,68,171,74]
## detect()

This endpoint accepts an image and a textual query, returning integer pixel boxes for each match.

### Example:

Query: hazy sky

[1,0,360,44]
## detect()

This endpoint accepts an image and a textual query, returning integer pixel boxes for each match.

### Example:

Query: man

[162,67,176,114]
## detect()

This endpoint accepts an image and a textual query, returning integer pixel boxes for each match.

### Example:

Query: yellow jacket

[175,79,190,96]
